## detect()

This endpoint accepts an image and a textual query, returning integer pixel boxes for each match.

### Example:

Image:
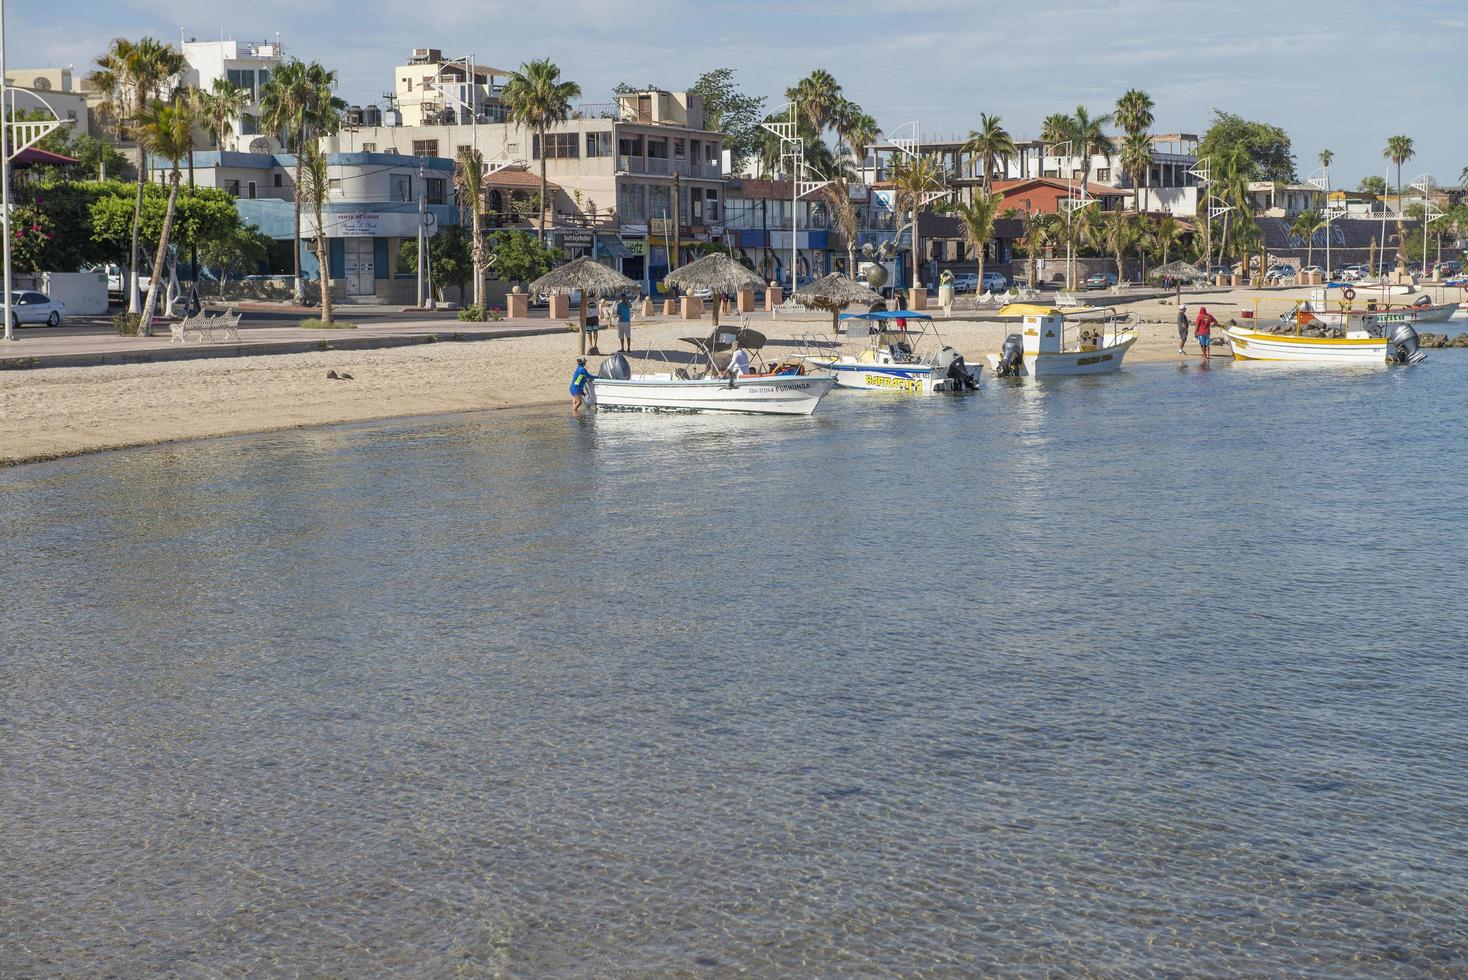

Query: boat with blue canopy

[800,310,979,393]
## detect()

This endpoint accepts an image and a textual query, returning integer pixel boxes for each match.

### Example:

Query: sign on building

[338,212,380,237]
[555,230,595,250]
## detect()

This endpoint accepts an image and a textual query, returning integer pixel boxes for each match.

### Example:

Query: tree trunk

[539,127,549,243]
[577,293,587,354]
[128,153,146,315]
[472,203,484,318]
[139,170,182,335]
[316,205,333,324]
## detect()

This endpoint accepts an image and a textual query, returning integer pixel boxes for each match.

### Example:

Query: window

[618,134,642,160]
[226,69,256,99]
[457,144,471,156]
[226,179,241,197]
[404,77,413,92]
[247,181,257,199]
[390,173,414,202]
[328,178,341,192]
[532,132,579,159]
[646,138,667,159]
[707,142,718,165]
[426,177,446,205]
[239,113,259,136]
[1041,169,1058,179]
[705,188,719,221]
[585,131,612,157]
[362,142,376,153]
[411,139,439,157]
[1095,167,1110,182]
[674,138,685,160]
[421,75,435,90]
[273,173,282,187]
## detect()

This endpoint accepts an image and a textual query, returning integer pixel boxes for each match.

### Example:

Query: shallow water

[4,357,1467,975]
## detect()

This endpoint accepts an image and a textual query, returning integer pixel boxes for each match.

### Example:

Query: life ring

[1342,287,1356,301]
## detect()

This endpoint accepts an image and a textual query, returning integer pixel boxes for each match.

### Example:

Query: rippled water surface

[4,357,1468,975]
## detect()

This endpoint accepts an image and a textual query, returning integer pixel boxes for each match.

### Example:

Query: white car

[949,273,979,293]
[980,271,1008,291]
[9,290,64,327]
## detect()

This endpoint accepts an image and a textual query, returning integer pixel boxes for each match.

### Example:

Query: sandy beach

[0,295,1212,467]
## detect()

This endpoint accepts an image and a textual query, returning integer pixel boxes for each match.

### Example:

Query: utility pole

[1,2,12,342]
[417,157,426,308]
[671,171,681,270]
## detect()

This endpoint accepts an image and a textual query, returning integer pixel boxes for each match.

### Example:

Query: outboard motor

[598,352,632,379]
[934,346,980,391]
[995,334,1025,377]
[1387,323,1427,365]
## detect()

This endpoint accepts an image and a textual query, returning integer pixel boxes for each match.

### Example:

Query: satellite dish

[248,137,271,155]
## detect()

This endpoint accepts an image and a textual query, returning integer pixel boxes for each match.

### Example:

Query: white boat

[802,311,980,393]
[1224,318,1427,365]
[1297,286,1458,326]
[588,325,837,416]
[987,304,1139,377]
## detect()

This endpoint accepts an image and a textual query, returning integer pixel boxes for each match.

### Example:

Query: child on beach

[569,357,594,413]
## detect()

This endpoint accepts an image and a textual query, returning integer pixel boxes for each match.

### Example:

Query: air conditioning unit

[412,48,432,59]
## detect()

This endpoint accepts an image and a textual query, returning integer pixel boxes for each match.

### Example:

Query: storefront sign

[338,211,380,237]
[555,229,595,250]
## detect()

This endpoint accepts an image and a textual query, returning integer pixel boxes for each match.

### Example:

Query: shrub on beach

[111,312,141,336]
[300,319,356,330]
[457,304,483,322]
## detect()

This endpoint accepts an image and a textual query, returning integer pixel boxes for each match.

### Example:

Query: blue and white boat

[802,311,979,393]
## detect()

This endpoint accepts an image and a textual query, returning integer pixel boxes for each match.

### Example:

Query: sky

[10,0,1466,188]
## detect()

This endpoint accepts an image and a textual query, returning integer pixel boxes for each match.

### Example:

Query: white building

[181,37,286,152]
[391,47,509,127]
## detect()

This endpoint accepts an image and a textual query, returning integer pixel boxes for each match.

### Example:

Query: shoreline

[10,288,1446,470]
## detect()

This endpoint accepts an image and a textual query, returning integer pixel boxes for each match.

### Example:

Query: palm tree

[1459,165,1468,189]
[455,147,489,317]
[963,113,1015,190]
[1210,144,1253,270]
[1069,105,1114,191]
[296,143,334,324]
[836,104,879,177]
[89,36,186,314]
[260,60,346,301]
[1384,135,1414,271]
[1291,209,1324,271]
[1114,89,1154,137]
[823,178,858,282]
[135,97,194,335]
[889,154,948,292]
[1151,214,1184,268]
[1017,210,1052,288]
[785,70,842,133]
[1119,131,1153,213]
[954,190,1003,291]
[503,59,581,243]
[200,78,250,152]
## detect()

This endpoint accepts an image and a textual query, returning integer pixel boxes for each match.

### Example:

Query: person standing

[1195,306,1216,360]
[569,357,594,414]
[1176,303,1190,355]
[615,293,633,353]
[584,296,602,355]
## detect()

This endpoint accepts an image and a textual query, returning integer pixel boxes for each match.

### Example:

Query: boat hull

[805,359,949,393]
[985,334,1137,377]
[1224,327,1387,364]
[589,374,837,415]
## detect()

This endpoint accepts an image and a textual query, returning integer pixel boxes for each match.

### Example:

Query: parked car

[1434,260,1463,278]
[950,272,979,293]
[1083,271,1118,290]
[1338,265,1367,282]
[1299,265,1325,279]
[980,271,1008,292]
[1263,265,1295,283]
[1204,265,1230,280]
[8,290,65,327]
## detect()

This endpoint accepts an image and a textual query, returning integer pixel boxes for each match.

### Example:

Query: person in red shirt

[1194,306,1218,360]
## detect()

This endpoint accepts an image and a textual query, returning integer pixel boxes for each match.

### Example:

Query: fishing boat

[1296,285,1458,325]
[588,325,837,416]
[1223,313,1427,365]
[987,304,1139,377]
[801,311,980,393]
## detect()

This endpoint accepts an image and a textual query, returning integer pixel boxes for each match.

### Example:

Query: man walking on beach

[1195,306,1217,361]
[1177,304,1190,355]
[569,357,594,414]
[615,294,633,354]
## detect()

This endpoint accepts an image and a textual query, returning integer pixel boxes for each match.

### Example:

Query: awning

[598,235,633,259]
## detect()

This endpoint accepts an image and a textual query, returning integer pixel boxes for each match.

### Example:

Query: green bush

[111,312,142,336]
[487,306,504,322]
[457,304,483,322]
[300,318,356,330]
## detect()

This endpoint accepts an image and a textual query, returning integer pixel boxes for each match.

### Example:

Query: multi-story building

[156,150,458,303]
[3,67,92,137]
[333,87,725,290]
[391,48,509,126]
[180,37,287,152]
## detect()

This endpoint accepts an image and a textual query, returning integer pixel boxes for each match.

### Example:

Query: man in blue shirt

[569,357,594,414]
[615,293,633,353]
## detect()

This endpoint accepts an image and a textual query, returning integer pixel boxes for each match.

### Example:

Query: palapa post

[792,273,888,336]
[663,253,766,328]
[529,257,638,356]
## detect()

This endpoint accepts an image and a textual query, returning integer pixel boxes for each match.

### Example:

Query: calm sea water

[3,356,1467,976]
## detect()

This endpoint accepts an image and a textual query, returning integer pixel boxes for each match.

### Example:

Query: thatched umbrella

[663,253,765,327]
[529,257,639,355]
[792,272,887,335]
[1152,259,1206,283]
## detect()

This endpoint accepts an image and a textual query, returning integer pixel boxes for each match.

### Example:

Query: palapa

[792,272,888,335]
[1152,260,1207,282]
[529,257,639,355]
[663,253,765,326]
